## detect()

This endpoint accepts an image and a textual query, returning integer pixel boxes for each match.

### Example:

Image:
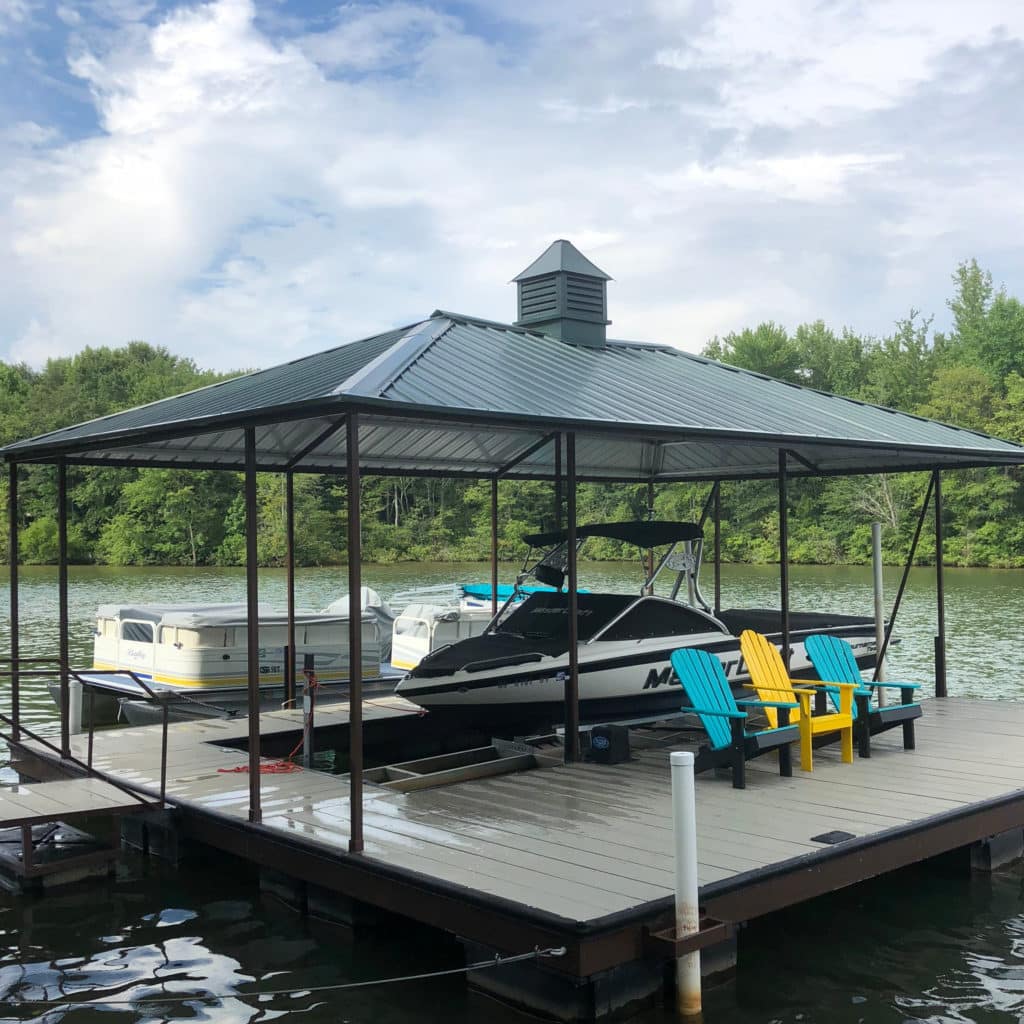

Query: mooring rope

[4,946,567,1007]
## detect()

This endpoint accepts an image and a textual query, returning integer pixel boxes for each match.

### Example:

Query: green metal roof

[4,310,1023,481]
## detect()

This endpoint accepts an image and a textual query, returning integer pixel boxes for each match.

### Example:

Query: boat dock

[12,694,1024,1019]
[8,239,1024,1019]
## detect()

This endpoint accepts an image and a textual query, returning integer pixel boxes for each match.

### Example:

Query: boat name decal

[643,656,744,689]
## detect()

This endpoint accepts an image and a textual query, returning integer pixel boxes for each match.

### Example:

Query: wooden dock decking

[15,696,1024,979]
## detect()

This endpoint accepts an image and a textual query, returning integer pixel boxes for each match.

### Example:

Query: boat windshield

[498,592,635,644]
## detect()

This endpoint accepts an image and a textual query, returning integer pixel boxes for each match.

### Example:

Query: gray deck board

[20,695,1024,924]
[0,777,149,827]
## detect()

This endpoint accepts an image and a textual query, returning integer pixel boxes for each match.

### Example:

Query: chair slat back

[805,633,864,716]
[739,629,795,728]
[670,648,737,751]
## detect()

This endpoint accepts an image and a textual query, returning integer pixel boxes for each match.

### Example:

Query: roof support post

[934,469,947,698]
[285,471,296,709]
[645,481,655,595]
[7,462,20,742]
[244,428,262,823]
[347,413,364,854]
[490,477,499,616]
[57,460,70,758]
[564,433,580,763]
[713,480,722,618]
[553,433,563,530]
[777,451,791,672]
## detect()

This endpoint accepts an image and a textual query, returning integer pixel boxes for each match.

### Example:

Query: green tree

[703,322,802,383]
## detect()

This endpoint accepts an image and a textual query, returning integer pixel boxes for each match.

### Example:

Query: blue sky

[1,0,1022,370]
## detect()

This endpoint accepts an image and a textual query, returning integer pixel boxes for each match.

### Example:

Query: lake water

[2,561,1024,1022]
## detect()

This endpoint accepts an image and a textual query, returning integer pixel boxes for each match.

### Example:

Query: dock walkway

[16,696,1024,981]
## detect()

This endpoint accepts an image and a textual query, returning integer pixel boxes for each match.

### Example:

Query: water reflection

[0,855,507,1023]
[2,857,1024,1022]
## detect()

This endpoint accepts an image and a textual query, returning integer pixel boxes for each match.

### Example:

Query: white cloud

[656,0,1024,127]
[1,0,1023,373]
[650,152,898,203]
[0,0,33,33]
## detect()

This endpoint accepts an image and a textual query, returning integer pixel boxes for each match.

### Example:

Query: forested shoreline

[3,260,1023,569]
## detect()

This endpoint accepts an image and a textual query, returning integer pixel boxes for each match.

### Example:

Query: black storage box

[587,724,631,764]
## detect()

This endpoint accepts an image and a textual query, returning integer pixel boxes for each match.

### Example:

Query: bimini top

[523,521,704,549]
[5,276,1024,482]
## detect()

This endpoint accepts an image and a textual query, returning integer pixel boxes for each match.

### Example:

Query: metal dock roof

[4,311,1023,480]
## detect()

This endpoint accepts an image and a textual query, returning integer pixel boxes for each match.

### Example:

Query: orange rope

[218,671,319,774]
[218,760,303,774]
[216,673,428,776]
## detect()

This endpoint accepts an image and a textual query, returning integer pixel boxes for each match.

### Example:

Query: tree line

[2,260,1023,568]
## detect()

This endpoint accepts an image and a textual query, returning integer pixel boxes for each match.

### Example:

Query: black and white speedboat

[395,521,879,734]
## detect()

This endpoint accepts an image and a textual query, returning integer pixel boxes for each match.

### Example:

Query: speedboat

[51,588,400,725]
[394,521,879,735]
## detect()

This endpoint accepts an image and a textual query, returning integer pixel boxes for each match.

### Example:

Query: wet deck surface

[0,776,151,827]
[21,696,1024,924]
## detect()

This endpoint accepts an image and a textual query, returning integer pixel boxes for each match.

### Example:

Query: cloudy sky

[1,0,1021,371]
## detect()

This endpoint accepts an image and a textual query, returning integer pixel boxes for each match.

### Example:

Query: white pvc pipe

[68,676,83,735]
[872,522,886,704]
[670,750,702,1016]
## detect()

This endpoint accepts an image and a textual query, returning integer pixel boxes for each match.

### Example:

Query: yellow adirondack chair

[738,629,857,772]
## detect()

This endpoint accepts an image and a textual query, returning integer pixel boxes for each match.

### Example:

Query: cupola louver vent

[513,240,612,348]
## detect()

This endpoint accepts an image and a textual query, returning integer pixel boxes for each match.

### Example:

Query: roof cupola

[513,240,612,348]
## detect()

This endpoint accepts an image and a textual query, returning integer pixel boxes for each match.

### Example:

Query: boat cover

[716,608,874,635]
[410,592,636,676]
[95,602,372,629]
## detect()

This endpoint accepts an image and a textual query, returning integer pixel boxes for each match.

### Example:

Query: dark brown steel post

[244,427,262,823]
[285,471,296,707]
[778,452,791,671]
[346,413,364,854]
[564,433,580,763]
[713,480,722,617]
[490,476,499,616]
[934,469,947,698]
[553,433,563,530]
[57,461,70,757]
[645,480,655,591]
[7,462,19,741]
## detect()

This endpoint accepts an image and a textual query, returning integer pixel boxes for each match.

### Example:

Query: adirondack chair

[804,633,922,758]
[738,629,857,772]
[670,648,800,789]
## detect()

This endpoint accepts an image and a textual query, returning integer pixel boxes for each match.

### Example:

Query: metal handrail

[68,668,170,804]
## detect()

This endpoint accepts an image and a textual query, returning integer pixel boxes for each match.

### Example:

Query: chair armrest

[809,680,860,693]
[859,681,922,691]
[736,698,800,710]
[741,684,795,695]
[681,705,746,720]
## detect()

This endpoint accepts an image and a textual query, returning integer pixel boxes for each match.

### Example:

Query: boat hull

[395,625,880,737]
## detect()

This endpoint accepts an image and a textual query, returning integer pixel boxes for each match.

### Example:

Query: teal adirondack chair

[804,633,922,758]
[670,648,800,789]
